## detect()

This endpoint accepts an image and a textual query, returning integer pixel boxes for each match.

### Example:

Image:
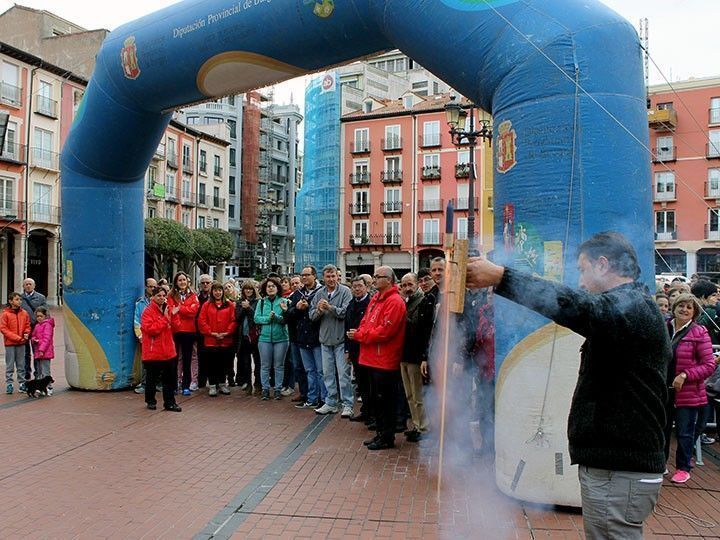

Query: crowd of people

[134,260,495,451]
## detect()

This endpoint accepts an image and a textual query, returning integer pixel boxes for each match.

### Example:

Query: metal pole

[467,106,477,256]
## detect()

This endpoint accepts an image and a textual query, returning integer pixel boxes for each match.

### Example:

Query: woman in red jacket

[140,286,181,412]
[167,271,200,396]
[666,293,716,483]
[198,282,237,397]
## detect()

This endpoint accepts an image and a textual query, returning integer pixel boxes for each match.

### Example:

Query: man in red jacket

[348,266,406,450]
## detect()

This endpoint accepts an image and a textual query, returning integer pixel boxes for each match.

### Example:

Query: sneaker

[219,383,230,395]
[182,388,191,396]
[281,387,294,397]
[315,403,339,415]
[46,387,53,396]
[341,406,353,418]
[670,470,690,484]
[164,403,182,412]
[261,389,270,401]
[274,391,282,400]
[5,383,12,394]
[133,384,145,394]
[295,401,318,409]
[189,382,198,391]
[239,383,249,391]
[18,383,26,392]
[701,434,715,445]
[209,385,218,397]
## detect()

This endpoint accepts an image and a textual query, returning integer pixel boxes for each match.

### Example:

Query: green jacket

[254,296,289,343]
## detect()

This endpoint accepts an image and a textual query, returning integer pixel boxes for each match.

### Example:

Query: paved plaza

[1,310,719,539]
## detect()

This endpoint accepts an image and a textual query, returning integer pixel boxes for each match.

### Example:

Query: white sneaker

[281,387,294,396]
[341,406,353,418]
[315,403,339,415]
[189,382,198,391]
[219,383,230,395]
[208,385,218,397]
[46,387,53,396]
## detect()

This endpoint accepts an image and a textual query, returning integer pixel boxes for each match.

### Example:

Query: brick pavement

[0,309,719,539]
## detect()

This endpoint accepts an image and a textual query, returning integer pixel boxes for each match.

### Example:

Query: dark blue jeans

[289,342,307,400]
[675,406,701,472]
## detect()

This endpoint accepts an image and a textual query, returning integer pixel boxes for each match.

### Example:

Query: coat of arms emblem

[496,120,517,173]
[121,36,141,80]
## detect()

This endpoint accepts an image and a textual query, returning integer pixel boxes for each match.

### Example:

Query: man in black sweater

[345,275,371,421]
[466,232,670,539]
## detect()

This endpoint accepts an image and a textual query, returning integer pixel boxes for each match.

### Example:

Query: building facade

[340,93,494,277]
[650,76,720,278]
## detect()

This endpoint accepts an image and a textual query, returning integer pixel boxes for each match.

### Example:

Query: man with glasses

[348,266,407,450]
[287,266,326,409]
[417,268,434,294]
[196,274,213,389]
[133,277,158,394]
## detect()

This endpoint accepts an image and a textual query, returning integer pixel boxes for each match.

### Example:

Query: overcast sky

[1,0,717,107]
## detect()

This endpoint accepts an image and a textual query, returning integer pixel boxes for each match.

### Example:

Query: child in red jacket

[30,307,55,395]
[1,292,31,394]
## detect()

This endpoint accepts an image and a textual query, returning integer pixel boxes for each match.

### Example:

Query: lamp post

[444,98,492,256]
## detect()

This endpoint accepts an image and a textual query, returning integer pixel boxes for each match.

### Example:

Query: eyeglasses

[200,281,212,284]
[419,276,433,283]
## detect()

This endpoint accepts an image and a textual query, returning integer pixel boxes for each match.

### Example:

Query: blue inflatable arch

[62,1,650,501]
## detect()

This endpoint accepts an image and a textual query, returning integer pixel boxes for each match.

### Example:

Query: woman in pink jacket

[666,293,717,484]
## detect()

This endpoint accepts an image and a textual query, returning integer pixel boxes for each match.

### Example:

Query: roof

[169,119,231,147]
[341,92,474,122]
[0,40,88,85]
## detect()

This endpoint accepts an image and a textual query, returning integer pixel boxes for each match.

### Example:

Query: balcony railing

[350,141,371,154]
[214,166,224,178]
[0,199,23,220]
[454,197,479,211]
[197,193,209,208]
[421,166,441,180]
[34,96,58,118]
[381,201,402,214]
[154,143,166,160]
[181,191,196,206]
[654,188,676,202]
[29,148,59,170]
[654,230,677,241]
[0,142,26,164]
[419,199,443,212]
[165,186,179,202]
[146,183,164,200]
[381,170,402,183]
[706,225,720,241]
[0,82,21,106]
[707,181,720,199]
[271,175,288,185]
[167,152,179,169]
[349,202,370,215]
[648,107,677,130]
[455,163,471,178]
[182,158,194,174]
[419,134,441,148]
[271,225,289,235]
[708,142,720,159]
[349,172,371,186]
[348,233,401,247]
[417,232,444,246]
[213,196,226,209]
[382,137,402,151]
[651,147,676,162]
[710,108,720,125]
[30,203,60,225]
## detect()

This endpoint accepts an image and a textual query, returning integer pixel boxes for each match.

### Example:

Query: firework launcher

[444,200,468,314]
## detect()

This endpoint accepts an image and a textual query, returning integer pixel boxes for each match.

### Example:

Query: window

[385,220,400,244]
[3,120,17,159]
[1,61,20,105]
[403,95,414,110]
[165,208,174,220]
[655,135,674,160]
[710,131,720,158]
[457,218,468,240]
[353,189,369,213]
[198,215,206,228]
[364,101,373,113]
[229,204,235,218]
[385,125,401,149]
[457,183,469,210]
[709,169,720,197]
[148,207,156,218]
[31,182,51,222]
[147,166,157,189]
[354,128,369,152]
[206,117,224,124]
[182,145,191,167]
[186,116,199,125]
[384,188,401,212]
[229,148,236,166]
[709,209,720,240]
[654,172,675,200]
[199,150,207,173]
[213,218,220,229]
[32,128,54,168]
[167,138,177,162]
[213,186,220,207]
[712,98,720,124]
[657,102,673,111]
[229,175,236,195]
[214,155,221,176]
[37,80,53,116]
[457,150,469,165]
[422,185,440,211]
[655,211,675,240]
[73,90,83,118]
[424,153,440,169]
[228,119,237,139]
[228,95,236,106]
[423,219,440,244]
[0,176,14,214]
[422,121,440,147]
[385,156,401,174]
[181,211,190,227]
[182,176,191,200]
[198,182,206,205]
[353,220,369,241]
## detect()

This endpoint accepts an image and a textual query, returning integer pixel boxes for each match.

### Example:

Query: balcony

[648,107,677,130]
[214,166,224,178]
[654,188,676,202]
[271,175,288,186]
[421,166,441,180]
[0,82,21,107]
[455,163,470,178]
[167,152,179,169]
[146,183,164,200]
[181,191,196,207]
[710,108,720,125]
[348,233,401,248]
[182,158,193,174]
[0,199,23,220]
[350,141,371,154]
[707,225,720,241]
[349,202,370,215]
[197,193,209,208]
[213,196,226,210]
[29,148,59,171]
[0,142,26,164]
[419,199,443,212]
[349,172,371,186]
[417,232,444,246]
[271,224,288,236]
[419,134,441,148]
[708,142,720,159]
[381,201,402,214]
[654,230,677,241]
[381,170,402,183]
[165,186,179,203]
[382,137,402,151]
[30,203,60,225]
[34,96,58,119]
[153,143,166,160]
[454,197,479,211]
[651,147,676,163]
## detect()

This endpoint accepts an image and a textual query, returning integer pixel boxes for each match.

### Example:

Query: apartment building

[650,76,720,278]
[340,93,494,276]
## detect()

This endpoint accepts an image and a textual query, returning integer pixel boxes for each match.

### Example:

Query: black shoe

[164,403,182,412]
[363,435,381,446]
[367,439,394,451]
[405,430,421,443]
[146,403,157,410]
[349,413,368,423]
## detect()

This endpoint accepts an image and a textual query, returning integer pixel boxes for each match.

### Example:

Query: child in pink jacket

[30,307,55,395]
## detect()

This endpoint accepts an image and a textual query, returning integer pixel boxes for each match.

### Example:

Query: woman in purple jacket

[666,293,717,484]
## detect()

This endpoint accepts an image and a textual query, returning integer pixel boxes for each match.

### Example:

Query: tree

[192,227,234,266]
[144,218,193,277]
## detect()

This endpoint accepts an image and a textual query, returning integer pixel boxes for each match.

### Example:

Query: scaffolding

[295,73,341,271]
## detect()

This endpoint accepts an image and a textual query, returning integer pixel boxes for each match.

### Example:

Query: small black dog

[25,376,54,398]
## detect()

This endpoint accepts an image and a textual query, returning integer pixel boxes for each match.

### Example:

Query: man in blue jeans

[466,232,670,539]
[286,266,326,409]
[310,265,353,417]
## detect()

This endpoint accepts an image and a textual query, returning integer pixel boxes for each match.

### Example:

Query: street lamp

[445,97,492,255]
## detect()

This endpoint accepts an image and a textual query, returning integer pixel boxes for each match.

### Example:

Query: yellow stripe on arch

[64,305,116,390]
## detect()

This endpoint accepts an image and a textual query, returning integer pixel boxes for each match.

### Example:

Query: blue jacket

[134,295,151,339]
[254,296,289,343]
